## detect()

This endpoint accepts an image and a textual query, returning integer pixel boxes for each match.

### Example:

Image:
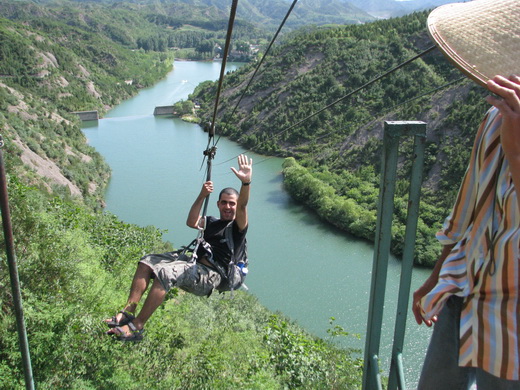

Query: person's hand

[412,279,438,327]
[200,180,213,197]
[231,154,253,184]
[486,75,520,163]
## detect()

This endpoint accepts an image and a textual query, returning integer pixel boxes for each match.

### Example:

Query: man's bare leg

[105,262,154,324]
[108,278,167,336]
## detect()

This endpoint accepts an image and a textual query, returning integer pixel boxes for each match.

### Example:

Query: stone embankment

[153,106,174,115]
[72,111,99,121]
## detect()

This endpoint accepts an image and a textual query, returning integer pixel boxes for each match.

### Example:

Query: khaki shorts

[139,252,221,296]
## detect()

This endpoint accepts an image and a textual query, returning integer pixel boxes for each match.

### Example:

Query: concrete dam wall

[72,111,99,121]
[153,106,174,116]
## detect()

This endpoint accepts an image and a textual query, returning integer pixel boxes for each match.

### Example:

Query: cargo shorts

[139,252,221,296]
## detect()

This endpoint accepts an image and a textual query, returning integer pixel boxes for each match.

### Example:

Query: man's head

[428,0,519,88]
[217,187,239,221]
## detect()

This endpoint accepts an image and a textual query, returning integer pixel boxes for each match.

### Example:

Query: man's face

[217,193,238,221]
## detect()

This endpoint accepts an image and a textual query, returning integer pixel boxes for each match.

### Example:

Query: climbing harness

[176,217,249,297]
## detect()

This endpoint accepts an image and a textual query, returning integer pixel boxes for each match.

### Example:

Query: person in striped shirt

[412,76,520,390]
[412,75,520,389]
[412,1,520,387]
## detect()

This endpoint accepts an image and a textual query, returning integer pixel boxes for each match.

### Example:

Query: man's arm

[186,181,213,229]
[231,154,253,232]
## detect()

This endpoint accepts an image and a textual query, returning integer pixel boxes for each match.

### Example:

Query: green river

[82,60,433,388]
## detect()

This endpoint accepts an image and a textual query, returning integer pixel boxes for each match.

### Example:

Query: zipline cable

[201,0,239,218]
[291,75,468,153]
[217,72,465,171]
[208,0,239,141]
[216,44,438,166]
[273,44,437,138]
[214,0,300,147]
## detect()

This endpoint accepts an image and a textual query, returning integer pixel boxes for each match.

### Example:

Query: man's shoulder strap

[224,221,248,264]
[224,221,235,258]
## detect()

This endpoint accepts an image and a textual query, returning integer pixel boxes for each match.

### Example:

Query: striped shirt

[421,107,520,380]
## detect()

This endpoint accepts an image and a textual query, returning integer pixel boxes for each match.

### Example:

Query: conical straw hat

[427,0,520,88]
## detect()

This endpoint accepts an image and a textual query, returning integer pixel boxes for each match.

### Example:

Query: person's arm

[186,181,213,229]
[486,75,520,210]
[412,243,455,326]
[230,154,253,232]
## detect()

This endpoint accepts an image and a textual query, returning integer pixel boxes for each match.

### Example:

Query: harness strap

[224,221,235,262]
[193,217,223,276]
[183,218,247,296]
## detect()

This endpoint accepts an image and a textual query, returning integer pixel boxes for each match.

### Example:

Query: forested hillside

[0,5,174,205]
[1,0,270,61]
[190,11,490,266]
[347,0,454,18]
[0,1,366,388]
[171,0,375,28]
[70,0,375,30]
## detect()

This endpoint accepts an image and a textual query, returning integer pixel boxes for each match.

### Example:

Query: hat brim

[427,0,520,88]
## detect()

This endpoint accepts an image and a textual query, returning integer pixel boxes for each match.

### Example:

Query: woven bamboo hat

[427,0,520,88]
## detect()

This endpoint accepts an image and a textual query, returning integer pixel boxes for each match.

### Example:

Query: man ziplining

[104,154,253,341]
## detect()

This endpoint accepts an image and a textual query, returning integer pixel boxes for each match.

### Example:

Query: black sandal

[104,310,135,328]
[112,322,145,342]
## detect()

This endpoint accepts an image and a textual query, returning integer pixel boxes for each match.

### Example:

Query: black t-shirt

[196,216,248,267]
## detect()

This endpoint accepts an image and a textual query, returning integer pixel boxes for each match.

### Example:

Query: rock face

[13,137,82,197]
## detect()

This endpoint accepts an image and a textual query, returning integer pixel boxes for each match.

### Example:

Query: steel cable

[201,0,239,218]
[216,45,439,166]
[214,0,300,147]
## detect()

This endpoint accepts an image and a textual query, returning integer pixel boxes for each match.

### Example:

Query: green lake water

[82,60,433,388]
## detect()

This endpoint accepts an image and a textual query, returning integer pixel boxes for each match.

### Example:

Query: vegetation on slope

[0,180,362,389]
[190,11,490,266]
[68,0,375,31]
[1,1,365,387]
[0,0,269,61]
[0,4,178,206]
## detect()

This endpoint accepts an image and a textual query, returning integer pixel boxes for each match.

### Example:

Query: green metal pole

[362,123,400,390]
[362,121,426,390]
[387,122,426,390]
[0,135,35,390]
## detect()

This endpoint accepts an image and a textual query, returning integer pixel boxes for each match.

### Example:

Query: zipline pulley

[203,146,218,161]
